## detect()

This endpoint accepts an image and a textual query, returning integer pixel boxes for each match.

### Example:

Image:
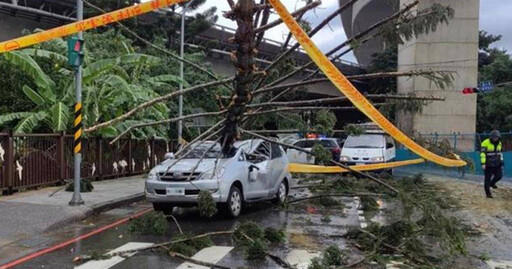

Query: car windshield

[294,139,337,148]
[344,135,384,149]
[181,142,237,159]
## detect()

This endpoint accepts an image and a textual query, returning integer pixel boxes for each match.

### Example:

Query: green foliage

[197,190,218,218]
[233,222,286,261]
[264,227,286,243]
[128,211,167,235]
[307,245,347,269]
[311,144,332,165]
[321,214,332,223]
[65,179,94,193]
[169,233,214,257]
[380,4,454,46]
[312,196,343,209]
[313,110,336,135]
[360,196,379,212]
[343,125,365,136]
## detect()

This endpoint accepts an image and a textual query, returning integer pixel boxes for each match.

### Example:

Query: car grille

[158,172,201,181]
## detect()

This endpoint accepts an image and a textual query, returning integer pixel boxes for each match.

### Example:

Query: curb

[44,192,145,233]
[91,192,145,214]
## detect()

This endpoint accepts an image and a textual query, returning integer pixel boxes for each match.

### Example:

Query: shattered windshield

[181,142,236,159]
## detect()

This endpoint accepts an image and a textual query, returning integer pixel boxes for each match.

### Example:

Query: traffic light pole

[69,0,84,206]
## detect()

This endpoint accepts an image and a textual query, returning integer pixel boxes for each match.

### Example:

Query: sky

[154,0,512,64]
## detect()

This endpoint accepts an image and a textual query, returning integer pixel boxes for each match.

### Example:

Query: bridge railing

[0,132,177,195]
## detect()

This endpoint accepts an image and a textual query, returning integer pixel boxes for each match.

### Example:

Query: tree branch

[254,70,451,95]
[245,104,387,116]
[253,1,321,33]
[110,110,226,144]
[85,78,232,133]
[247,94,443,108]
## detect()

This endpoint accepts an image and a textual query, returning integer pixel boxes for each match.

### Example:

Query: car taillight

[332,147,341,154]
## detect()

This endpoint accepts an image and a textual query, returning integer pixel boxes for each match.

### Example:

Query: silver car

[145,139,291,217]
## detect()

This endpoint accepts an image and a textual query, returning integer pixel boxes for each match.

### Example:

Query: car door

[269,143,286,192]
[245,141,271,199]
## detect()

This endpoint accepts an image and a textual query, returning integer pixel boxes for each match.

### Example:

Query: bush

[198,190,218,218]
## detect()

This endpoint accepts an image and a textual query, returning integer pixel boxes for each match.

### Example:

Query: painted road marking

[176,246,233,269]
[354,196,368,229]
[286,249,321,269]
[75,242,153,269]
[486,260,512,268]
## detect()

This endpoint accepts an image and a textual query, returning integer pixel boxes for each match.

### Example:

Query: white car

[145,139,291,218]
[339,134,395,166]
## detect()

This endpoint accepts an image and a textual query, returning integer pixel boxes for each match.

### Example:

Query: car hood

[154,158,228,173]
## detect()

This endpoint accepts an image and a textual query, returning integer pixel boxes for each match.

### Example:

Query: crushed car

[145,139,291,217]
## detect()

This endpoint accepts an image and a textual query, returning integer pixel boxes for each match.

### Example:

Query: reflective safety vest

[480,138,503,167]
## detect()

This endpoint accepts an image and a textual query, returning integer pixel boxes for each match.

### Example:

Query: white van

[339,134,395,165]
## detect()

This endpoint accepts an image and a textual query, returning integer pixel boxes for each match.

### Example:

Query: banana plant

[0,37,187,139]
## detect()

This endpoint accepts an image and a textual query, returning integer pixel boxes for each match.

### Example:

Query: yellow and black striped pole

[74,102,82,154]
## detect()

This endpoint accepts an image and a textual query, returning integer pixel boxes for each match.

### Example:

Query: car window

[318,140,336,148]
[271,143,283,159]
[181,141,237,159]
[294,140,315,148]
[344,135,385,149]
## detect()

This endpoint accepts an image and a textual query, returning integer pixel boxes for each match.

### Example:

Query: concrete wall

[397,0,479,151]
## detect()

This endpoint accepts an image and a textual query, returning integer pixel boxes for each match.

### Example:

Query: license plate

[166,188,185,196]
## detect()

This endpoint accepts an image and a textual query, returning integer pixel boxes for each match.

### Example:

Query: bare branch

[245,104,387,116]
[85,78,232,134]
[247,94,444,109]
[110,110,226,144]
[254,70,452,95]
[253,1,321,33]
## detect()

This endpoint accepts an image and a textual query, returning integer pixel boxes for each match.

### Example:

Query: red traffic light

[73,41,82,52]
[462,87,479,94]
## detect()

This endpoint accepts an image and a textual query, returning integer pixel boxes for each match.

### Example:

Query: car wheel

[273,180,288,204]
[152,203,174,215]
[224,186,243,218]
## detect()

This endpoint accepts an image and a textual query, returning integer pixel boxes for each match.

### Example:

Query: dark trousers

[484,166,503,196]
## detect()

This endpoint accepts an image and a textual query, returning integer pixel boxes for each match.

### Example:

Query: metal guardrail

[0,132,176,195]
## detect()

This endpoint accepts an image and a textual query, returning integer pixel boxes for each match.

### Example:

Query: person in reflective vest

[480,130,504,198]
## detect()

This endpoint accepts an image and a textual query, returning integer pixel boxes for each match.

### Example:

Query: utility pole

[178,1,193,145]
[69,0,84,206]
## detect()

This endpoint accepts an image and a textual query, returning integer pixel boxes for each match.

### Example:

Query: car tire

[152,202,174,215]
[273,180,288,204]
[222,185,243,218]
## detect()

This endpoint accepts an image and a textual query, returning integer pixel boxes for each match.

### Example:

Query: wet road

[2,192,363,269]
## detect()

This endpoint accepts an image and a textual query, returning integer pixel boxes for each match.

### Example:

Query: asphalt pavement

[0,176,145,264]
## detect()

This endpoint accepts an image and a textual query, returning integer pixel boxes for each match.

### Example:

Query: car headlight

[147,170,157,180]
[340,156,351,162]
[371,157,384,162]
[198,172,215,180]
[216,167,226,179]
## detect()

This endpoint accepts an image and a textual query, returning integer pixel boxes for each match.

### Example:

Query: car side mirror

[165,152,175,160]
[386,143,394,149]
[249,165,260,172]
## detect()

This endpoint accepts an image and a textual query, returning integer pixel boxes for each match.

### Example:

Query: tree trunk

[222,0,256,154]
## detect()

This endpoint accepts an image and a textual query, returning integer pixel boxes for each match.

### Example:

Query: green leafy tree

[0,31,184,137]
[476,31,512,132]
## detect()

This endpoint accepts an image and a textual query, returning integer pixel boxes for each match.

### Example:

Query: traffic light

[67,37,84,68]
[462,87,479,94]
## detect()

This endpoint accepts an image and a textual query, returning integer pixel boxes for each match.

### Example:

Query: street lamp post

[69,0,84,206]
[178,1,193,145]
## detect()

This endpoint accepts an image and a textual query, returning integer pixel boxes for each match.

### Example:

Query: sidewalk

[0,176,145,250]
